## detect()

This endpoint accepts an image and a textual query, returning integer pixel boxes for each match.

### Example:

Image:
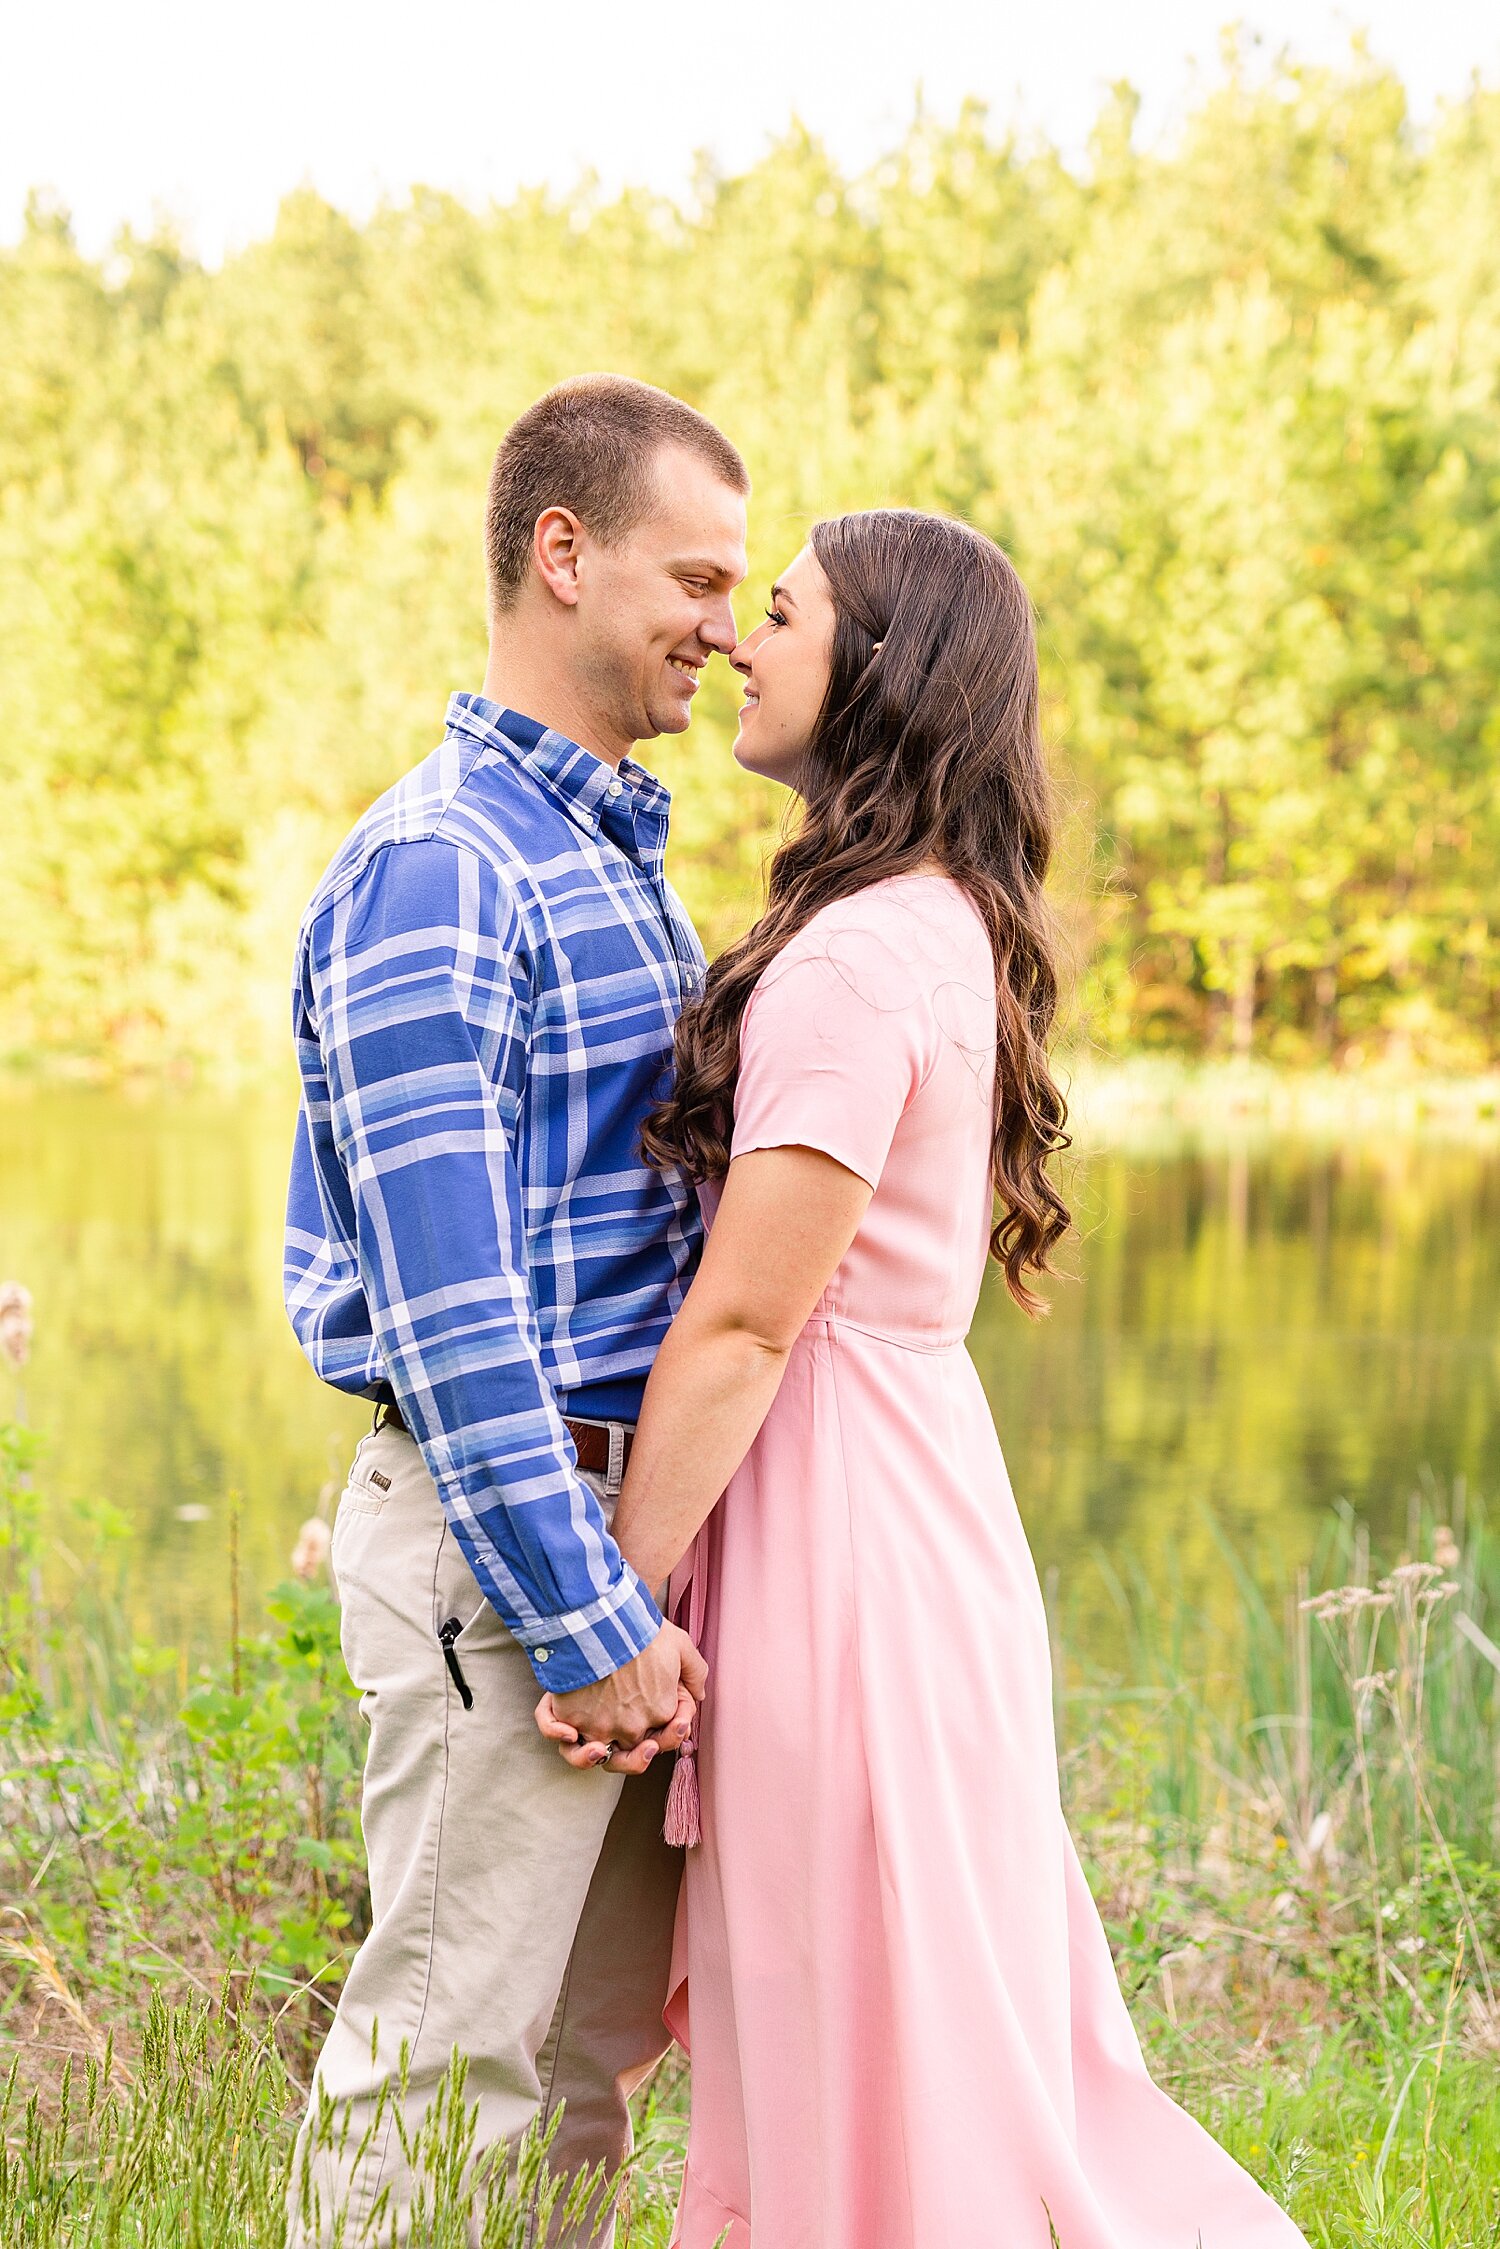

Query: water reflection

[3,1090,1497,1649]
[970,1131,1500,1612]
[1,1089,370,1648]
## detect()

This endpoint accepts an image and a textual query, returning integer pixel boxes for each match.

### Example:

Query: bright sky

[5,0,1497,264]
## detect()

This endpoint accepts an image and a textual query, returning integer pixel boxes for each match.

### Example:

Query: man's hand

[536,1623,706,1776]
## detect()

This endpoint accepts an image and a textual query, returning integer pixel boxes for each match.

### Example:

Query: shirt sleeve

[300,837,662,1693]
[730,903,935,1190]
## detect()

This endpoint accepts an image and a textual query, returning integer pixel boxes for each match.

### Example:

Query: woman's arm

[607,1142,874,1590]
[538,1143,873,1769]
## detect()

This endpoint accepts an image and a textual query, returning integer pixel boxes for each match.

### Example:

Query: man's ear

[532,506,586,608]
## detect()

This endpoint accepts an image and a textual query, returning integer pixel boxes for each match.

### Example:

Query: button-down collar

[446,692,670,871]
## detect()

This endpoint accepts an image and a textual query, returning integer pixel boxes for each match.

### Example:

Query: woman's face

[729,544,837,790]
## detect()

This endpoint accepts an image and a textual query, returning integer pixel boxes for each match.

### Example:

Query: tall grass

[0,1995,689,2246]
[3,1421,1499,2243]
[1061,1493,1500,2049]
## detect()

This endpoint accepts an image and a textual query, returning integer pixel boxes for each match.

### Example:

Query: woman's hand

[534,1677,700,1776]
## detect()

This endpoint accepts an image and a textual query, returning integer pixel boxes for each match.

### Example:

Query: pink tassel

[664,1734,701,1848]
[664,1528,708,1849]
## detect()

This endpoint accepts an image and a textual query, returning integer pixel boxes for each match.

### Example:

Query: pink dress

[665,876,1306,2249]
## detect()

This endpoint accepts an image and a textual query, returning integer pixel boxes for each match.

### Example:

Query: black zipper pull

[437,1617,474,1710]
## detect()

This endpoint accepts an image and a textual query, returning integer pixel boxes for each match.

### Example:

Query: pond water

[3,1089,1498,1654]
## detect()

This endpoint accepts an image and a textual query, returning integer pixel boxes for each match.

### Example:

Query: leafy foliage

[0,1460,363,2029]
[2,50,1498,1072]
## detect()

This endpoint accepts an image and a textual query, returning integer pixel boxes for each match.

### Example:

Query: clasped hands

[534,1620,706,1776]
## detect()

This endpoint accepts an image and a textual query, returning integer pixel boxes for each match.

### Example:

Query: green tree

[0,48,1496,1071]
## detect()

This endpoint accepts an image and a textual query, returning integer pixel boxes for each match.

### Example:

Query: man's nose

[701,595,739,656]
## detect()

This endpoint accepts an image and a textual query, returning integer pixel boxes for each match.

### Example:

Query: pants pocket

[337,1440,394,1519]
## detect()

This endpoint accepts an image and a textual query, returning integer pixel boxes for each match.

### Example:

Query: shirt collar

[446,692,671,867]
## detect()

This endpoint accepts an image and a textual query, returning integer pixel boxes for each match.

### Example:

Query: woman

[540,511,1306,2248]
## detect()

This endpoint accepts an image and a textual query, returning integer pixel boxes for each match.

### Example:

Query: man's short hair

[485,375,748,611]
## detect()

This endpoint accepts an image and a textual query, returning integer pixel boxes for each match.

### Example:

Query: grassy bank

[3,1423,1499,2244]
[6,1053,1500,1140]
[1061,1056,1500,1148]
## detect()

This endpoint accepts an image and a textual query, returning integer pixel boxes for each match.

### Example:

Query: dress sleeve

[730,906,934,1191]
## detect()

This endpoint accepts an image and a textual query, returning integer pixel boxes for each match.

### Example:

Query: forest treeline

[2,52,1498,1072]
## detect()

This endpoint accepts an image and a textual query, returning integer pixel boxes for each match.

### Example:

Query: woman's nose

[730,618,771,675]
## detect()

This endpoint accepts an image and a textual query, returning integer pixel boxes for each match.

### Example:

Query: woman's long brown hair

[642,507,1070,1312]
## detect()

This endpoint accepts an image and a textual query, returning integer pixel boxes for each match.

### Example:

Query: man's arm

[300,835,665,1697]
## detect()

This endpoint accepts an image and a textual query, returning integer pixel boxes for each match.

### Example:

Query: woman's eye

[764,606,787,628]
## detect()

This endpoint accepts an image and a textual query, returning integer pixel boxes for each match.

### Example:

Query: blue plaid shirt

[284,693,706,1691]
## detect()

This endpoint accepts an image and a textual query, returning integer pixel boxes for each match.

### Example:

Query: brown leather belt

[376,1399,633,1481]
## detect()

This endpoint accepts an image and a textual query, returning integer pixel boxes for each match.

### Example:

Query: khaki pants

[287,1422,681,2247]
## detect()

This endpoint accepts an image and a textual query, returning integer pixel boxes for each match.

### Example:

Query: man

[282,374,750,2244]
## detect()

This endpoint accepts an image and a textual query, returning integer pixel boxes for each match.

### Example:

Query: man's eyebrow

[672,554,745,583]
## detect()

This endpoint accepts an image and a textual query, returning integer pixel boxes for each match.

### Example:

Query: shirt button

[606,780,622,799]
[535,1647,550,1663]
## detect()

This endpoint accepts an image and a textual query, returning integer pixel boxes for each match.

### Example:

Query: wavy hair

[642,508,1070,1312]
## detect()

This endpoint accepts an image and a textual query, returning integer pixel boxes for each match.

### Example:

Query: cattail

[0,1283,33,1370]
[291,1518,332,1583]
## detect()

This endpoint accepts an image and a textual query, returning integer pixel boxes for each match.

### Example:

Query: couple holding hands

[283,376,1306,2248]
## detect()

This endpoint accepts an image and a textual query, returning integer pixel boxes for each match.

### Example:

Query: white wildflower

[291,1517,333,1583]
[0,1282,33,1371]
[1381,1561,1444,1592]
